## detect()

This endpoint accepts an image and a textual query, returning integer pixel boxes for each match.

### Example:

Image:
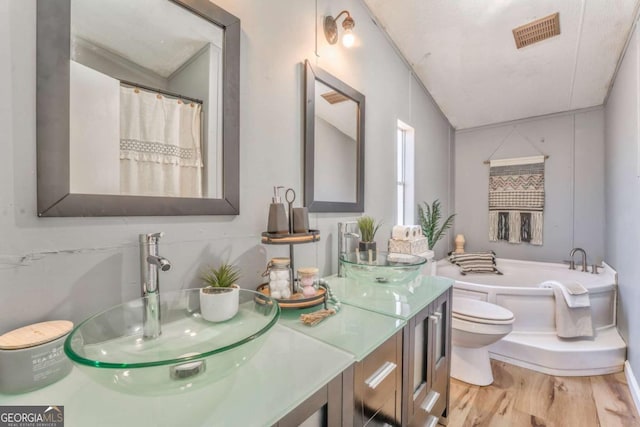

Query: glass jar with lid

[265,257,292,299]
[297,267,319,297]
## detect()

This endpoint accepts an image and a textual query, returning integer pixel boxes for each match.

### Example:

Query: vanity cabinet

[278,303,406,427]
[277,276,454,427]
[345,286,452,427]
[403,287,452,427]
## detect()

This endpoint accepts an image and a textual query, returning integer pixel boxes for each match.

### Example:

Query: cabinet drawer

[354,333,402,426]
[362,333,398,383]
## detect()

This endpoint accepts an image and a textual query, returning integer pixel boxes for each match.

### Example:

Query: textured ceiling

[71,0,223,78]
[363,0,639,129]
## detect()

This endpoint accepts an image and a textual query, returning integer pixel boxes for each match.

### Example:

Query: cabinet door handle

[428,314,438,383]
[364,361,397,390]
[425,415,439,427]
[420,390,440,413]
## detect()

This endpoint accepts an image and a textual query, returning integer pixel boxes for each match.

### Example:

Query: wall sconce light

[323,10,356,48]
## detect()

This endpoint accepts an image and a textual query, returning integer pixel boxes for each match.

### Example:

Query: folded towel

[460,265,498,272]
[563,282,589,296]
[448,251,500,274]
[540,281,593,338]
[449,252,496,262]
[539,281,590,308]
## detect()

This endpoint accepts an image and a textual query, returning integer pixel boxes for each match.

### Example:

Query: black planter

[358,241,377,261]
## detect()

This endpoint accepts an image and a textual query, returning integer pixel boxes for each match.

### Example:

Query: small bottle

[266,257,292,299]
[454,234,465,254]
[297,267,319,297]
[267,186,289,234]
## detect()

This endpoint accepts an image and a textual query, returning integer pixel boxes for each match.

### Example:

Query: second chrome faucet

[338,222,359,277]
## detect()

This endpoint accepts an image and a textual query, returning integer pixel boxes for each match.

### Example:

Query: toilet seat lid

[453,298,514,322]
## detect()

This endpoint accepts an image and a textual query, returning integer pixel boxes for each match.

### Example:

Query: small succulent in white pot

[199,263,241,322]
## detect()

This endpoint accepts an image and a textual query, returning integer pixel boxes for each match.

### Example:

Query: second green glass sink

[64,289,279,394]
[340,251,426,284]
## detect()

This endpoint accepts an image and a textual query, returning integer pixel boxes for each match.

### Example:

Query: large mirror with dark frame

[37,0,240,216]
[304,60,365,213]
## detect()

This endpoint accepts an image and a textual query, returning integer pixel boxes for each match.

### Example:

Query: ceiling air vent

[512,12,560,49]
[321,91,349,104]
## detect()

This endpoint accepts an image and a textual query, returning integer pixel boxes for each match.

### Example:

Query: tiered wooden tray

[256,283,326,309]
[261,230,320,245]
[259,229,323,309]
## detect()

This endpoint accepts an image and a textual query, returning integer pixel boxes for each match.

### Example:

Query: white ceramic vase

[199,285,239,322]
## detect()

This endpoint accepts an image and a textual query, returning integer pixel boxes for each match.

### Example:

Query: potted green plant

[418,199,455,250]
[199,263,241,322]
[357,215,382,257]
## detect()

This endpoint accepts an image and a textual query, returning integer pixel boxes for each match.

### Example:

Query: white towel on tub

[540,280,590,308]
[540,281,593,338]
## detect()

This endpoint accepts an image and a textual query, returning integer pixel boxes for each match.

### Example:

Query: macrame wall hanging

[485,127,547,246]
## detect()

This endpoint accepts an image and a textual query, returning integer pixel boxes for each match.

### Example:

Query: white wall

[454,108,605,263]
[605,20,640,380]
[0,0,453,333]
[411,74,453,257]
[314,117,357,202]
[69,61,120,194]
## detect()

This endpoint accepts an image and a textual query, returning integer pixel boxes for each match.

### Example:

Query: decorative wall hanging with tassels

[488,155,545,245]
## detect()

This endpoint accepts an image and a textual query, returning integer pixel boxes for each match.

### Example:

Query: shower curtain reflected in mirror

[119,86,204,198]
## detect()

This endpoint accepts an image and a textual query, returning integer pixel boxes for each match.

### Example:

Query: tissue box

[388,237,428,254]
[391,225,423,241]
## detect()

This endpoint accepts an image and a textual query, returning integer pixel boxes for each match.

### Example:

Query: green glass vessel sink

[340,251,426,284]
[64,289,279,395]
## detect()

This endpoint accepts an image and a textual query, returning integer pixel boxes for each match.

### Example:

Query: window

[397,120,415,225]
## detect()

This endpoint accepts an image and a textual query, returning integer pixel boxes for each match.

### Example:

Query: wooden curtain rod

[483,155,549,165]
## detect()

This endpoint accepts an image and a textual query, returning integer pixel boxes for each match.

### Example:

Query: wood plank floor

[446,360,640,427]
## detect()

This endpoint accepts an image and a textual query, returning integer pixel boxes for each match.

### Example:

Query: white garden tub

[437,258,626,376]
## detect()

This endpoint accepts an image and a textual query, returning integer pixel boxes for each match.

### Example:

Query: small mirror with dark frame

[304,60,365,213]
[36,0,240,216]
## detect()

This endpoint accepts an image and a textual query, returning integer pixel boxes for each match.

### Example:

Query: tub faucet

[338,222,359,277]
[569,247,587,272]
[140,232,171,339]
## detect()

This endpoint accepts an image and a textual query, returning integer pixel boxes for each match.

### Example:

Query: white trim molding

[625,361,640,416]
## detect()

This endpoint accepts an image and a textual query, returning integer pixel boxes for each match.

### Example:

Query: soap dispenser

[267,186,289,234]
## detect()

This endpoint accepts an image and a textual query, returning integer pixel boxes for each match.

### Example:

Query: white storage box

[0,320,73,394]
[388,236,429,255]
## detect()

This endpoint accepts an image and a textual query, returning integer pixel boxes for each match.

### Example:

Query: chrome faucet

[338,222,359,277]
[569,247,587,272]
[140,232,171,339]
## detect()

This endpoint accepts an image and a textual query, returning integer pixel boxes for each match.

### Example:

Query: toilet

[451,297,515,386]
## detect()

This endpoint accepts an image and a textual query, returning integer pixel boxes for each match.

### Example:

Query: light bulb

[342,29,355,48]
